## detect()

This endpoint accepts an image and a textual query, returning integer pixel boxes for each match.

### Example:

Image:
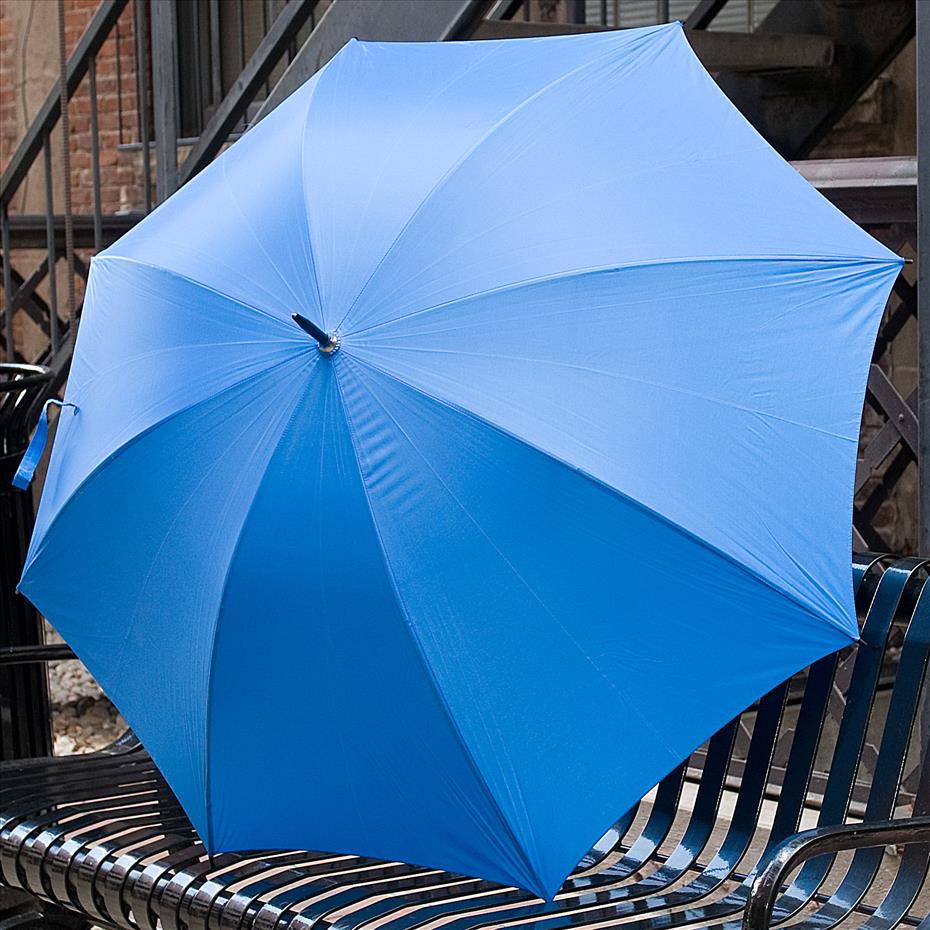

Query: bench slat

[2,555,927,930]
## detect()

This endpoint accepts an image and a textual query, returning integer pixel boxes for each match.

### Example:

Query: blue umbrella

[17,23,901,900]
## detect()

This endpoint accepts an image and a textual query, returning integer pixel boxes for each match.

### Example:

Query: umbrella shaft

[292,313,336,351]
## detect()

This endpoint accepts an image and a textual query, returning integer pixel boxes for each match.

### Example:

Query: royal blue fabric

[19,23,902,899]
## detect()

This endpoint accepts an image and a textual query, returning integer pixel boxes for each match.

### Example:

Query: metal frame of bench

[0,363,56,762]
[1,553,928,930]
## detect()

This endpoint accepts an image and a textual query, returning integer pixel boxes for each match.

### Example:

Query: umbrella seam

[220,154,315,321]
[337,354,687,763]
[107,388,294,688]
[331,24,677,336]
[21,354,313,588]
[342,352,860,647]
[312,39,502,330]
[91,254,308,340]
[297,46,332,328]
[344,254,905,341]
[338,148,769,331]
[347,346,856,443]
[65,342,299,411]
[113,377,301,837]
[337,355,696,889]
[203,356,321,852]
[331,361,544,894]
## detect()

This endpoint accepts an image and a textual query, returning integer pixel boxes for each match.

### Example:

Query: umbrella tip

[292,313,339,354]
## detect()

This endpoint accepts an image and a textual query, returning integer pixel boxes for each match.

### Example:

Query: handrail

[178,0,318,186]
[0,0,129,208]
[0,644,78,666]
[0,0,317,376]
[742,816,930,930]
[685,0,730,30]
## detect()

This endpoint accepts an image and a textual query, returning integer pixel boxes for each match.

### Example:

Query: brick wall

[1,0,151,358]
[0,0,147,217]
[0,0,921,552]
[66,0,147,216]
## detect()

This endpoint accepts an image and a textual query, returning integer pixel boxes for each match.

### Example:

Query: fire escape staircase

[0,0,920,550]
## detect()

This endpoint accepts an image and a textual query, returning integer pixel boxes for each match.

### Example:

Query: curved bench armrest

[742,815,930,930]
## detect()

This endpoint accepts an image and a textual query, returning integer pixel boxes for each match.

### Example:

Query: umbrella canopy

[19,23,901,900]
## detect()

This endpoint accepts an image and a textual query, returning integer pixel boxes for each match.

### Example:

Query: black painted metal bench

[1,553,928,930]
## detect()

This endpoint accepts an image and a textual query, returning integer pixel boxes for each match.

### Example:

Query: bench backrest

[597,554,928,882]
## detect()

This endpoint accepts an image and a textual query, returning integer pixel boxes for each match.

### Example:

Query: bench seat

[1,554,928,930]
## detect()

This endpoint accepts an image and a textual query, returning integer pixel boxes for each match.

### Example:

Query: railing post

[919,0,929,554]
[150,0,179,202]
[1,207,14,362]
[0,365,55,761]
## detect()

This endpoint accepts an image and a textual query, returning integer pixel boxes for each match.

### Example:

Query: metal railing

[3,0,747,385]
[0,363,54,761]
[0,0,318,388]
[0,0,321,762]
[508,0,755,29]
[0,0,923,769]
[1,0,129,375]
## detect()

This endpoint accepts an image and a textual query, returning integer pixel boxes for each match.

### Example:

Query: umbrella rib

[330,364,544,893]
[310,38,502,332]
[297,57,329,326]
[64,340,303,415]
[338,355,684,763]
[109,368,310,752]
[344,253,904,341]
[220,155,318,320]
[23,355,313,590]
[343,353,859,646]
[331,24,676,336]
[350,344,854,443]
[92,254,307,339]
[203,357,321,851]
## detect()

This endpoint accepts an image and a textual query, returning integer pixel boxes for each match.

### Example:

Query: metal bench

[0,364,55,763]
[1,553,928,930]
